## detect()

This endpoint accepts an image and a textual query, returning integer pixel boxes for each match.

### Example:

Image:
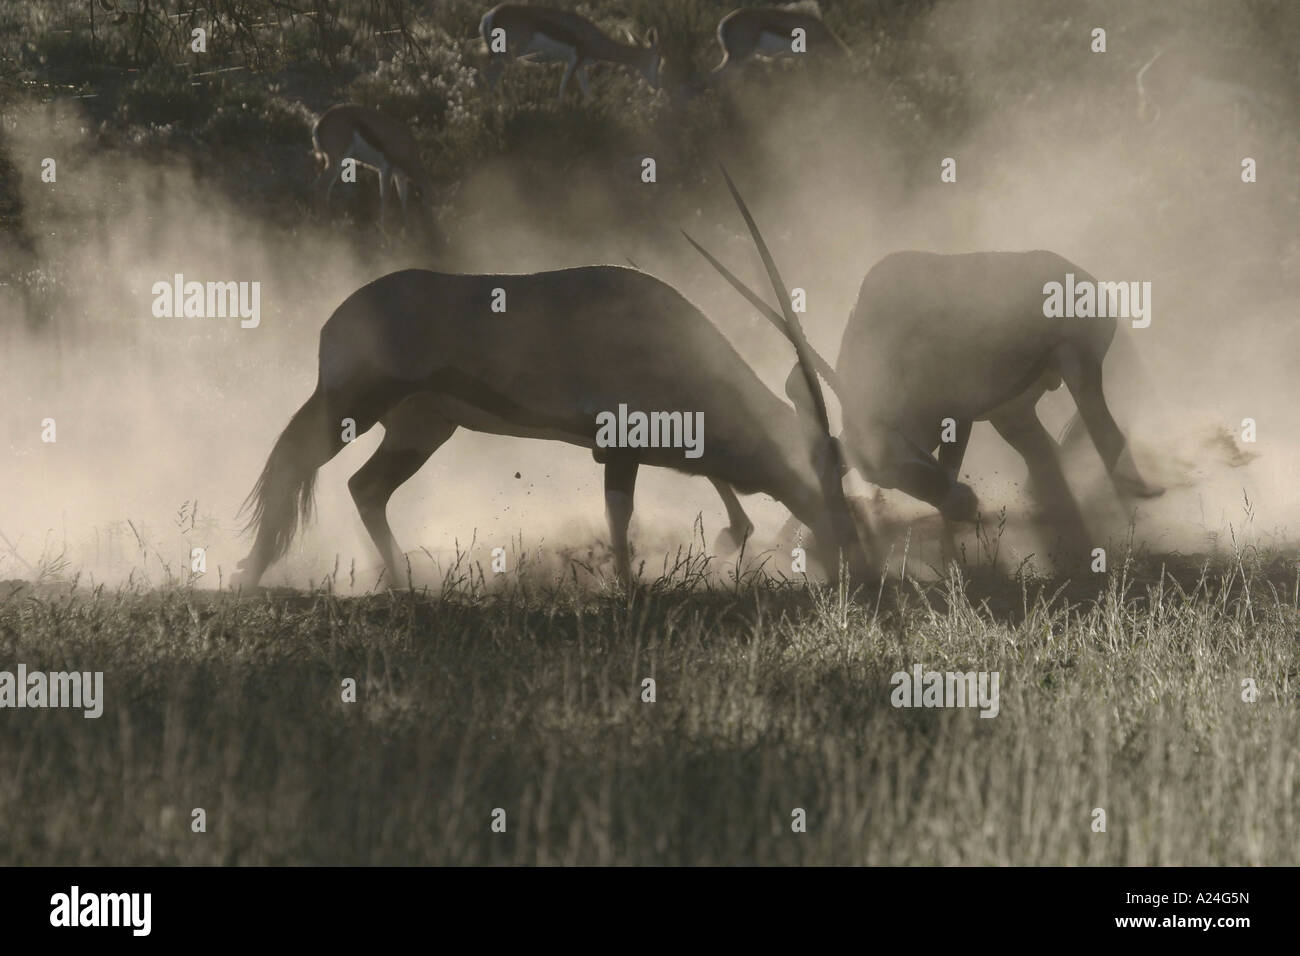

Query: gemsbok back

[233,176,940,589]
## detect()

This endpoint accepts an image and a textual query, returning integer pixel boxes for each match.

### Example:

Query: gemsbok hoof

[939,482,979,523]
[713,524,754,554]
[1113,447,1164,498]
[1117,475,1165,499]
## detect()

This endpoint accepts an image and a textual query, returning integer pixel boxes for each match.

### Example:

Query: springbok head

[626,26,663,90]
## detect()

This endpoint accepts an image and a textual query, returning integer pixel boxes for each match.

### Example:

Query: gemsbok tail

[237,385,340,574]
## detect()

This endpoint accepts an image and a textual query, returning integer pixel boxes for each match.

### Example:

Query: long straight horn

[717,163,871,578]
[718,165,831,428]
[681,229,842,389]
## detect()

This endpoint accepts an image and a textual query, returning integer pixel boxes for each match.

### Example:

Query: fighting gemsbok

[689,242,1165,559]
[479,4,661,102]
[233,177,965,589]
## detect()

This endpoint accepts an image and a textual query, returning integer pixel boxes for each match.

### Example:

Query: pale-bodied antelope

[94,0,128,23]
[311,104,437,237]
[479,4,661,102]
[233,177,954,589]
[690,243,1164,560]
[712,4,850,81]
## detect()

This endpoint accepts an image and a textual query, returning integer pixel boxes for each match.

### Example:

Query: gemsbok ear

[645,27,659,48]
[784,363,814,414]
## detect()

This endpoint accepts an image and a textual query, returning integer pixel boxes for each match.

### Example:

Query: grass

[1,542,1296,865]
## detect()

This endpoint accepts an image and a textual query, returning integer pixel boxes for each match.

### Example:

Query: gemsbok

[312,104,437,237]
[233,177,958,590]
[711,4,850,81]
[688,241,1165,560]
[479,4,661,102]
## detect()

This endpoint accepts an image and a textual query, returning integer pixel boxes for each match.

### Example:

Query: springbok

[95,0,128,23]
[479,4,661,102]
[688,242,1164,559]
[233,177,960,589]
[711,4,850,80]
[311,104,436,237]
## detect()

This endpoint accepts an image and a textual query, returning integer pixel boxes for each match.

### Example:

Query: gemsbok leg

[604,453,639,582]
[709,477,755,551]
[1054,344,1163,500]
[347,393,457,585]
[937,419,973,479]
[935,418,973,561]
[989,398,1090,558]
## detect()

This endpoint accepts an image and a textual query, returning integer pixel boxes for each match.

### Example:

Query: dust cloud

[3,0,1297,590]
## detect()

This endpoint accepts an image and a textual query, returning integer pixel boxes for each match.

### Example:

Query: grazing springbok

[688,242,1164,559]
[311,104,437,237]
[479,3,661,102]
[711,4,850,80]
[233,177,953,589]
[95,0,128,23]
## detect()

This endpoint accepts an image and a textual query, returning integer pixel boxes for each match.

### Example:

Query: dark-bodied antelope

[312,104,437,237]
[712,4,849,81]
[691,245,1164,559]
[233,175,954,589]
[95,0,128,23]
[479,4,661,102]
[232,272,855,588]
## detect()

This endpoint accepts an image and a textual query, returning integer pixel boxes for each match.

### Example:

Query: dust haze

[3,0,1297,590]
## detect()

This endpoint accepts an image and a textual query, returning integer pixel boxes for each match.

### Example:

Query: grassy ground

[2,545,1296,865]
